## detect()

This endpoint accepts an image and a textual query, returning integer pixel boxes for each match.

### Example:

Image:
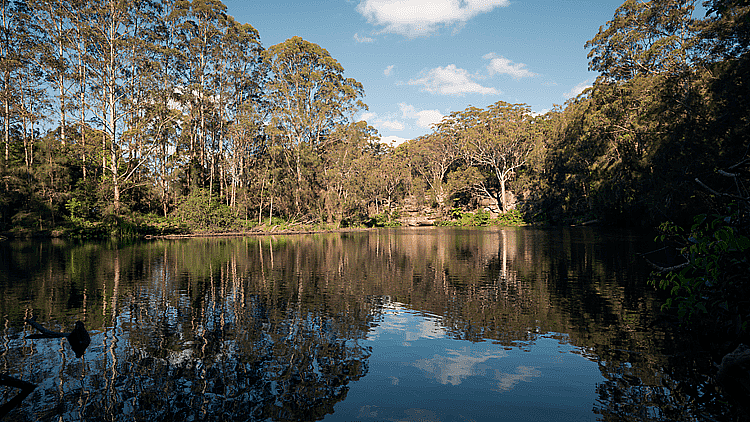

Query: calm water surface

[0,227,729,421]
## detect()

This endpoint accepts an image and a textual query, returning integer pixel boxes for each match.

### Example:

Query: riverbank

[0,208,535,241]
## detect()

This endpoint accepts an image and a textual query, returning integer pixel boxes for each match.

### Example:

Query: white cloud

[359,111,406,132]
[353,32,375,43]
[399,103,444,128]
[531,108,550,117]
[409,64,499,96]
[495,366,542,392]
[382,135,410,147]
[360,105,444,134]
[414,346,508,386]
[563,80,592,99]
[356,0,510,38]
[380,120,405,131]
[483,53,537,79]
[384,64,395,76]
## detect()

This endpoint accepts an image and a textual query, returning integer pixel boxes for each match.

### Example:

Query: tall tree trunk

[3,97,8,165]
[110,87,120,213]
[295,146,302,215]
[56,36,66,143]
[500,176,507,213]
[108,14,120,213]
[80,65,87,180]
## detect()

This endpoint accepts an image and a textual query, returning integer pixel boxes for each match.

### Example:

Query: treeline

[410,0,749,226]
[0,0,748,235]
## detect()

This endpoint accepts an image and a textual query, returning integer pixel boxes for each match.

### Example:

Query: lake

[0,227,730,421]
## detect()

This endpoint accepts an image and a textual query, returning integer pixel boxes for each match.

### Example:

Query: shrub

[649,205,750,335]
[172,189,240,232]
[437,208,525,227]
[369,210,401,227]
[495,209,526,226]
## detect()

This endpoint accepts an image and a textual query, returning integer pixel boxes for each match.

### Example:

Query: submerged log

[0,373,36,418]
[25,316,91,358]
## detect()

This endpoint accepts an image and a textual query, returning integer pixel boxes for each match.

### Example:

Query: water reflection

[0,228,735,421]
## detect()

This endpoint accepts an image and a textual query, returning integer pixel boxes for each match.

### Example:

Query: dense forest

[0,0,748,236]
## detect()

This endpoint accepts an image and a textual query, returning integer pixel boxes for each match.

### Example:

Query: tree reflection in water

[1,237,373,421]
[0,229,740,421]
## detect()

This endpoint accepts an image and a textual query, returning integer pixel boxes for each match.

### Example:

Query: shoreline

[143,226,374,239]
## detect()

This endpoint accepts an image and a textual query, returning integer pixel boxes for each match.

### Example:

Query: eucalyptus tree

[320,121,378,225]
[0,0,30,166]
[28,0,77,143]
[586,0,700,82]
[351,142,409,218]
[175,0,226,183]
[446,102,539,213]
[82,0,161,213]
[378,147,409,214]
[263,36,366,217]
[139,0,189,215]
[405,131,461,211]
[210,15,263,202]
[120,0,162,187]
[699,0,750,59]
[696,0,750,164]
[63,0,94,180]
[573,0,707,221]
[0,2,40,171]
[14,41,49,171]
[225,101,264,214]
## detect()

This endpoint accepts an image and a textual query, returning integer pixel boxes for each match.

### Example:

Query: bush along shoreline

[1,202,535,240]
[645,163,750,417]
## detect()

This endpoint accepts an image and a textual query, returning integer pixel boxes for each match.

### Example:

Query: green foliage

[264,216,293,230]
[66,198,85,221]
[2,0,749,240]
[171,189,242,232]
[60,212,186,240]
[438,208,526,227]
[495,209,526,226]
[369,211,401,227]
[650,206,750,333]
[438,209,488,226]
[436,101,542,214]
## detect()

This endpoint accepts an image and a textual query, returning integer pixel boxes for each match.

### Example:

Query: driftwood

[25,316,91,358]
[0,373,36,418]
[641,255,690,273]
[638,247,690,273]
[0,318,92,416]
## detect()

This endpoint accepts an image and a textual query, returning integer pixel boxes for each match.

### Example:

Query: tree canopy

[0,0,748,234]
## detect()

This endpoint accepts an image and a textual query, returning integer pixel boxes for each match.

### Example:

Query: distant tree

[320,121,378,225]
[0,0,32,166]
[263,36,366,216]
[29,0,80,143]
[213,16,263,205]
[448,102,540,213]
[405,132,460,211]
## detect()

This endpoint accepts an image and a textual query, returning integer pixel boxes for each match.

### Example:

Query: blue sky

[223,0,627,144]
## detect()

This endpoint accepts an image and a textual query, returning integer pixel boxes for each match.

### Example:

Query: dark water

[0,227,731,421]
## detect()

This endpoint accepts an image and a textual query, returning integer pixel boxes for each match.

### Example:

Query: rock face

[397,196,439,226]
[716,343,750,405]
[400,216,435,226]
